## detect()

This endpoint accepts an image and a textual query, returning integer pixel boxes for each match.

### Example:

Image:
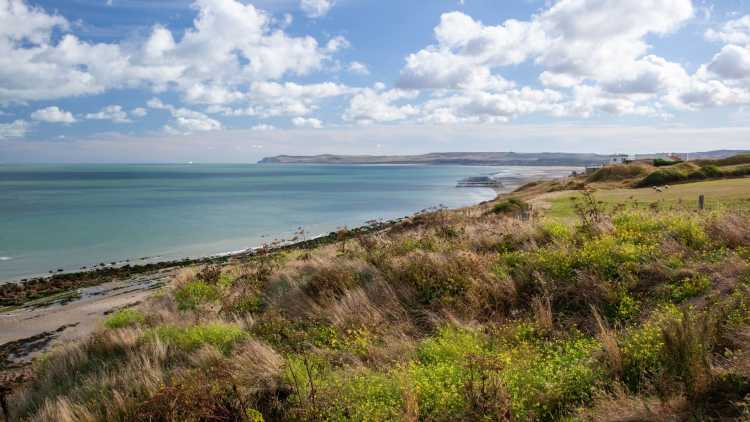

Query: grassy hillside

[583,154,750,189]
[538,178,750,221]
[7,177,750,421]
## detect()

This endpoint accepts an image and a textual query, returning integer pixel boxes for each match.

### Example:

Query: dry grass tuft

[532,295,554,334]
[707,212,750,248]
[593,306,623,377]
[661,309,715,400]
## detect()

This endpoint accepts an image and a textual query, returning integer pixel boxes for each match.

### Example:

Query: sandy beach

[0,270,172,371]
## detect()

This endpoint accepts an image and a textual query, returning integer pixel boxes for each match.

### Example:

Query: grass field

[538,177,750,220]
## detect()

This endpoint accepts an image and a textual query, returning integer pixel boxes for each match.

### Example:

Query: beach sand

[0,270,172,368]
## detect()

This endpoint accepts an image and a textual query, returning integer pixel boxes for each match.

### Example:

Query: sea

[0,164,577,282]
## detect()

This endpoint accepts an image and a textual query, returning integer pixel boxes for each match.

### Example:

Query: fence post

[698,194,705,210]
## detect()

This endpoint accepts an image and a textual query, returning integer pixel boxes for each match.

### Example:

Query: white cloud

[421,87,564,124]
[705,15,750,45]
[31,106,76,123]
[396,1,697,121]
[706,44,750,80]
[252,124,276,131]
[85,105,131,123]
[291,116,323,128]
[398,12,546,90]
[206,81,356,118]
[0,119,28,139]
[348,61,370,75]
[131,107,148,118]
[300,0,334,18]
[344,88,419,123]
[0,0,344,105]
[147,98,222,132]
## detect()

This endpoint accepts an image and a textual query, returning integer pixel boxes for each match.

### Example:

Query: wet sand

[0,270,172,367]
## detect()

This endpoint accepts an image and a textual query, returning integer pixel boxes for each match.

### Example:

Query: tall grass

[10,201,750,421]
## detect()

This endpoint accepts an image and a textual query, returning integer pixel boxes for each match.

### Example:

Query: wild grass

[9,184,750,421]
[103,308,145,329]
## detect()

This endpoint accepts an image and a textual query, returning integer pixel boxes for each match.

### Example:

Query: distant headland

[258,150,749,166]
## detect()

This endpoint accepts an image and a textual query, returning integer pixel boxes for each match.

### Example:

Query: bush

[493,198,529,215]
[303,263,361,299]
[654,159,681,167]
[408,327,488,419]
[498,336,602,420]
[174,280,220,311]
[698,153,750,167]
[104,308,145,329]
[670,275,711,302]
[586,164,650,183]
[152,322,246,354]
[637,168,690,187]
[390,252,489,306]
[620,305,681,391]
[197,264,222,284]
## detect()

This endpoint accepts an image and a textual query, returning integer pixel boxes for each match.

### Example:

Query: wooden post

[699,194,705,210]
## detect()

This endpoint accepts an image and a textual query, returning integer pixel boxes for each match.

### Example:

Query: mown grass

[543,177,750,221]
[9,177,750,421]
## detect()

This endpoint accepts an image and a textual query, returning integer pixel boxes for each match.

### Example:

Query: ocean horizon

[0,163,576,282]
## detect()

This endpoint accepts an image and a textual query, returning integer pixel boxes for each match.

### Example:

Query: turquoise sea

[0,164,574,282]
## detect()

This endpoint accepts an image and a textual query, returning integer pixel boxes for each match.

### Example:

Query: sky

[2,0,750,162]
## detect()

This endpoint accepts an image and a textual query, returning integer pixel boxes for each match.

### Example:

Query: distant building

[609,154,629,164]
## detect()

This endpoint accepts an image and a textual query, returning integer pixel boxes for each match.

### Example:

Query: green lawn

[540,177,750,220]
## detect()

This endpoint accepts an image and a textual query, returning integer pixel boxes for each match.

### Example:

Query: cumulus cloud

[31,106,76,123]
[85,105,131,123]
[0,0,344,105]
[706,44,750,80]
[344,88,419,123]
[147,98,222,133]
[705,15,750,45]
[291,116,323,128]
[300,0,334,18]
[395,0,701,121]
[0,119,28,138]
[251,124,276,131]
[131,107,148,118]
[348,61,370,75]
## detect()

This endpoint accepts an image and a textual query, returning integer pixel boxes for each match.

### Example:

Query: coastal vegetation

[4,157,750,421]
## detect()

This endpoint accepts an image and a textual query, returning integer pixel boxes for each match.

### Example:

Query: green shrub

[152,322,246,353]
[228,294,264,314]
[174,280,220,311]
[637,168,690,187]
[586,164,649,183]
[698,153,750,167]
[498,337,602,420]
[698,164,723,178]
[621,305,681,390]
[285,355,404,421]
[104,308,145,329]
[621,321,665,390]
[409,327,488,419]
[670,275,711,302]
[578,236,654,280]
[391,252,485,305]
[538,220,574,243]
[653,158,681,167]
[493,198,529,215]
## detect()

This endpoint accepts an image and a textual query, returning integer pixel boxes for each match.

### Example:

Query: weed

[104,308,145,329]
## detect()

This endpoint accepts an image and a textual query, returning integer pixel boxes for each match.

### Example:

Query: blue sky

[2,0,750,162]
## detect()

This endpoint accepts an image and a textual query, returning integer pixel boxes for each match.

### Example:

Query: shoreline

[0,167,579,399]
[0,167,580,303]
